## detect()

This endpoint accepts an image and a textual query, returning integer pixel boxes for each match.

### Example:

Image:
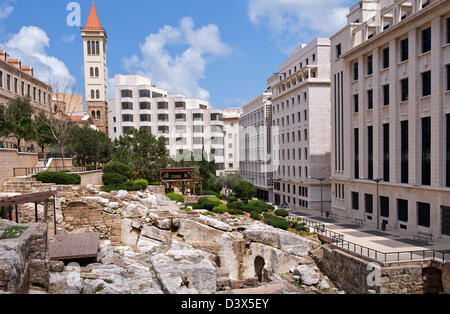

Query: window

[353,62,359,81]
[139,89,151,98]
[193,137,203,145]
[21,82,24,96]
[140,102,151,110]
[121,90,132,98]
[383,84,390,106]
[123,127,133,134]
[140,114,151,122]
[91,90,95,99]
[90,67,94,77]
[176,125,186,133]
[95,68,99,77]
[158,102,169,110]
[447,18,450,44]
[158,126,169,134]
[122,102,133,110]
[336,44,342,59]
[96,41,100,55]
[158,114,169,122]
[417,202,430,228]
[87,41,91,55]
[422,27,431,53]
[193,113,203,121]
[0,71,2,88]
[401,78,409,101]
[175,114,186,121]
[368,126,373,180]
[382,47,389,69]
[380,196,389,218]
[365,194,373,214]
[398,199,408,222]
[193,125,203,133]
[442,206,450,236]
[400,38,409,62]
[312,54,316,61]
[175,102,186,110]
[96,90,100,99]
[367,90,373,109]
[422,71,431,96]
[14,78,17,94]
[422,117,431,186]
[354,128,359,179]
[352,192,359,210]
[96,111,101,120]
[122,114,133,122]
[383,124,390,182]
[401,120,409,184]
[367,55,373,75]
[447,64,450,91]
[6,74,10,91]
[176,137,187,145]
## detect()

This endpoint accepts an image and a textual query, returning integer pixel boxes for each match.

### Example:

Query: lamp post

[361,177,383,230]
[309,177,325,217]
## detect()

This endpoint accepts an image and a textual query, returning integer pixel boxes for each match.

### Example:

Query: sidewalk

[290,208,450,255]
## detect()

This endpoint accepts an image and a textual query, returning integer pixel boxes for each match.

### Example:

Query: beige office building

[270,38,332,211]
[223,108,242,175]
[330,0,450,239]
[239,92,274,202]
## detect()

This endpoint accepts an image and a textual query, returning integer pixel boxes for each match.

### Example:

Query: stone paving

[290,208,450,258]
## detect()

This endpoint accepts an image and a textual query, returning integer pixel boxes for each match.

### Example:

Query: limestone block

[178,219,224,245]
[294,265,320,286]
[121,219,139,247]
[197,215,233,232]
[49,272,82,294]
[141,225,170,242]
[137,236,162,254]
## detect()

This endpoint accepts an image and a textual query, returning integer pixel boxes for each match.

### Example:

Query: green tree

[3,97,34,152]
[232,181,256,203]
[33,111,56,153]
[112,128,170,182]
[66,125,112,167]
[0,104,6,137]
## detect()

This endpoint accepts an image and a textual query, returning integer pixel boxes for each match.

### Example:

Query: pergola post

[8,205,12,221]
[53,195,57,235]
[15,205,18,223]
[35,203,38,222]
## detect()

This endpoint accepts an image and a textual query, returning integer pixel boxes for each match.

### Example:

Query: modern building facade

[239,92,274,202]
[81,3,109,133]
[223,108,242,175]
[270,38,332,212]
[330,0,450,239]
[108,74,225,172]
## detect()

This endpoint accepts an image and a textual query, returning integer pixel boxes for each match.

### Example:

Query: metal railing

[37,152,72,161]
[289,215,450,264]
[0,141,34,153]
[13,166,89,177]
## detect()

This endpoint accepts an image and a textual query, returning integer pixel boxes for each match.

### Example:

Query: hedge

[227,208,243,216]
[166,193,185,203]
[134,179,149,191]
[213,204,228,214]
[226,201,244,210]
[248,200,274,212]
[36,171,81,185]
[203,190,219,197]
[275,209,289,217]
[250,210,262,221]
[263,213,290,230]
[102,173,128,186]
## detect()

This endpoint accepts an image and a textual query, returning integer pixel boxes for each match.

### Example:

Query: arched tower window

[91,90,95,99]
[96,41,100,55]
[90,67,94,77]
[96,90,100,99]
[87,41,91,55]
[92,42,96,55]
[91,111,96,119]
[97,111,101,120]
[95,67,99,77]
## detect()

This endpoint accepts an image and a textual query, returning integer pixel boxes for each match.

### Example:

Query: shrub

[248,199,274,212]
[250,210,262,221]
[203,190,219,197]
[263,213,290,230]
[166,193,185,203]
[36,171,81,185]
[275,209,289,217]
[227,208,243,216]
[134,179,149,191]
[225,195,238,203]
[102,173,127,186]
[241,204,265,214]
[295,222,309,232]
[117,181,141,191]
[86,164,95,171]
[150,181,161,186]
[213,204,228,214]
[227,201,244,210]
[207,197,221,204]
[103,161,133,179]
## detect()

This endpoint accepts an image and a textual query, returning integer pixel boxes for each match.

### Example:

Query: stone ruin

[1,184,340,294]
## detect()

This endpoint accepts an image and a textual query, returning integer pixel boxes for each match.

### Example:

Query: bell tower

[81,2,108,133]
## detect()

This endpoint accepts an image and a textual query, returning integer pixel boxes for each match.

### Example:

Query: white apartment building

[223,108,242,175]
[239,92,274,202]
[330,0,450,239]
[109,74,225,172]
[270,38,332,212]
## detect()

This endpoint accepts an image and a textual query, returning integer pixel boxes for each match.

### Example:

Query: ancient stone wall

[73,170,103,187]
[320,245,425,294]
[148,185,165,195]
[0,221,49,293]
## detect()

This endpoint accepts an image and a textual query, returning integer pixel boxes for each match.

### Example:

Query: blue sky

[0,0,353,109]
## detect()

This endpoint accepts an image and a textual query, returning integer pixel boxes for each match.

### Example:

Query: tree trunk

[59,142,65,170]
[17,138,21,152]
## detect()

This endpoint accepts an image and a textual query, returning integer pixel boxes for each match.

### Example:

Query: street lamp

[309,177,325,217]
[360,177,383,230]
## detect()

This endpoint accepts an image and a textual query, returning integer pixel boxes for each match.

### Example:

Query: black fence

[290,215,450,264]
[0,141,35,153]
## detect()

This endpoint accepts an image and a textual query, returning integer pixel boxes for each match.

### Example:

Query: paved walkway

[289,208,450,262]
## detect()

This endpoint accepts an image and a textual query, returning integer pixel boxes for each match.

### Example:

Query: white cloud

[124,17,231,100]
[0,3,13,20]
[248,0,350,47]
[61,34,76,43]
[3,26,75,85]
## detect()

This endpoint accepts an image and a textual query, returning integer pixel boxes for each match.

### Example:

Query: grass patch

[103,279,113,284]
[2,226,28,239]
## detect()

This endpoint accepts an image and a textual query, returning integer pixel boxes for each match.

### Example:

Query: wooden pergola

[160,167,203,196]
[0,191,57,234]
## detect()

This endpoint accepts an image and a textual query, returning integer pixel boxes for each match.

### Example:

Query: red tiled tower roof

[84,3,102,30]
